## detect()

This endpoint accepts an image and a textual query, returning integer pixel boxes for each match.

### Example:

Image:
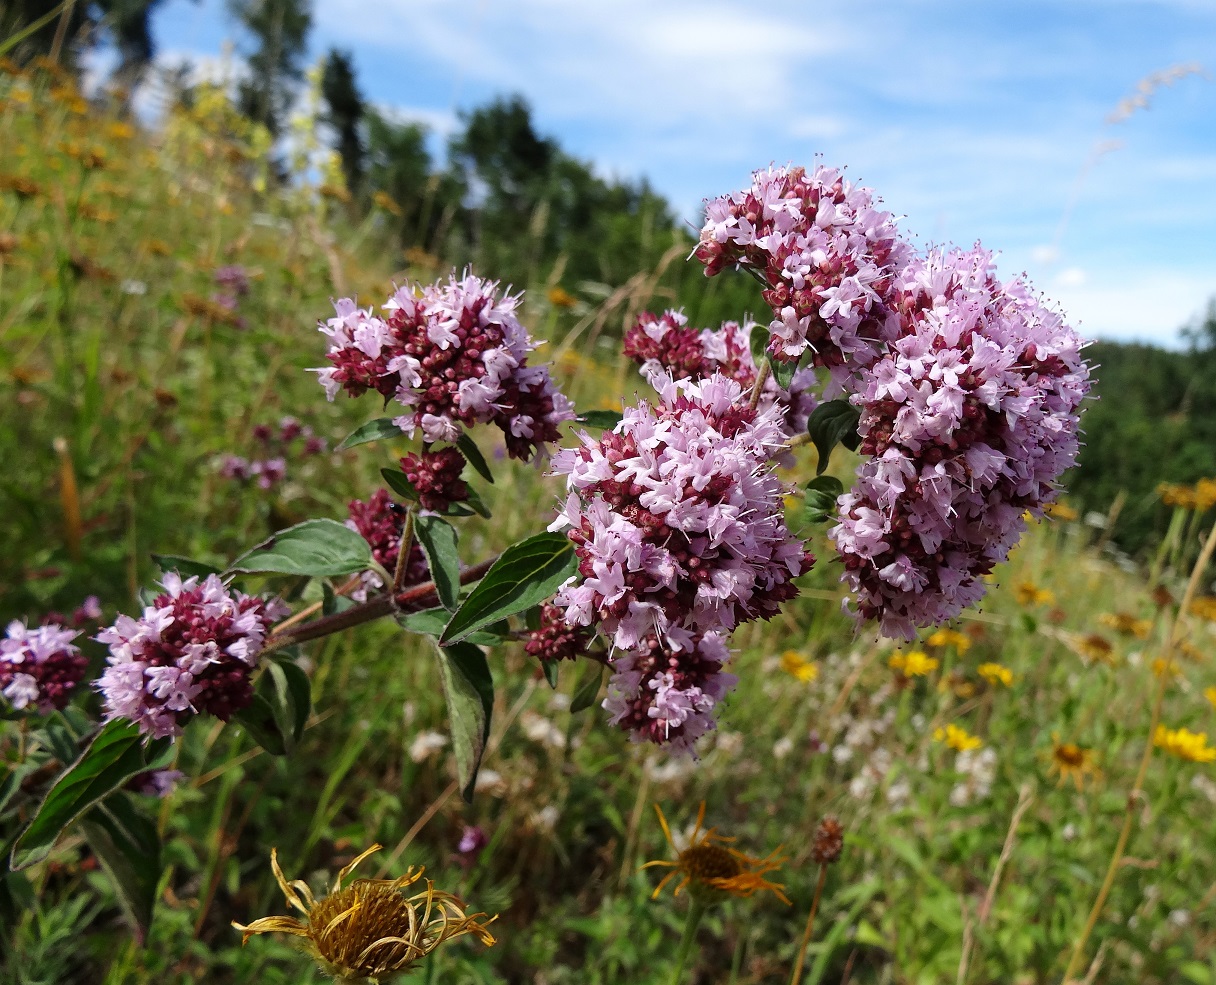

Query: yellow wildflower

[1204,686,1216,710]
[233,845,496,980]
[1073,633,1117,666]
[1046,501,1079,521]
[1015,582,1055,607]
[1151,657,1181,679]
[925,628,971,654]
[934,724,982,752]
[977,663,1013,687]
[1154,725,1216,763]
[547,286,577,309]
[1188,597,1216,622]
[1098,612,1152,639]
[889,651,939,677]
[642,803,790,905]
[1047,735,1100,790]
[780,650,819,683]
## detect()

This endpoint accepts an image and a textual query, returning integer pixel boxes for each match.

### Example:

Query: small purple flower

[345,490,429,600]
[1,620,87,713]
[550,373,813,653]
[830,246,1090,637]
[214,265,250,296]
[603,632,737,753]
[94,573,289,738]
[695,164,914,394]
[311,271,576,460]
[128,768,185,798]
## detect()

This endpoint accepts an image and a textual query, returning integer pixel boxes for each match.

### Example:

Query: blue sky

[149,0,1215,347]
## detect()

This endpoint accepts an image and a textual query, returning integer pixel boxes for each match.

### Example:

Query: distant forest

[7,0,1213,557]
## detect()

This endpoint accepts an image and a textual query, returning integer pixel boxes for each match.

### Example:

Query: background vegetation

[2,14,1216,985]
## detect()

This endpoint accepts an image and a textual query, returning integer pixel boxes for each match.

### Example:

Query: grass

[2,62,1216,985]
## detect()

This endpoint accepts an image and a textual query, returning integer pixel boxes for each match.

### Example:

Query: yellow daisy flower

[1154,725,1216,763]
[889,651,939,677]
[934,723,982,752]
[925,628,972,654]
[1015,582,1055,607]
[977,663,1013,687]
[780,650,819,683]
[1047,736,1100,790]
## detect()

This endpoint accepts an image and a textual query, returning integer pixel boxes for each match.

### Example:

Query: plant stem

[671,898,707,985]
[789,865,828,985]
[391,508,416,594]
[262,555,498,653]
[1062,520,1216,982]
[748,358,771,411]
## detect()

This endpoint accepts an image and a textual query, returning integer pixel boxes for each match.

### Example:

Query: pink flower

[312,272,575,460]
[550,373,813,652]
[830,246,1090,637]
[1,620,87,713]
[95,574,289,738]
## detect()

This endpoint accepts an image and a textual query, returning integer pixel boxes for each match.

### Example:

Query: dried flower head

[1048,735,1100,790]
[234,845,496,982]
[810,816,844,865]
[642,803,790,905]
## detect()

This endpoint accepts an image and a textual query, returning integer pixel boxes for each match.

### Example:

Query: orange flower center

[1055,744,1085,767]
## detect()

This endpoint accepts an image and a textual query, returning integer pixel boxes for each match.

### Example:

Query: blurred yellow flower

[1154,725,1216,763]
[1098,612,1152,639]
[1205,686,1216,710]
[1015,582,1055,607]
[1048,736,1100,790]
[1151,657,1180,679]
[780,650,818,683]
[889,651,939,677]
[1074,633,1117,666]
[373,190,403,216]
[547,286,577,309]
[934,723,982,752]
[1188,597,1216,621]
[977,663,1013,687]
[1046,501,1079,521]
[925,628,971,654]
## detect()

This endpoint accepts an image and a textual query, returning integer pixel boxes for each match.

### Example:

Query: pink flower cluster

[220,415,326,490]
[695,164,913,391]
[400,448,468,512]
[345,490,428,600]
[1,621,87,713]
[524,602,593,663]
[829,246,1090,637]
[95,573,288,738]
[623,309,818,434]
[549,373,813,749]
[313,272,575,460]
[603,631,736,752]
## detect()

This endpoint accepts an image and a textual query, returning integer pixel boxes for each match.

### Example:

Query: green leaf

[397,609,510,646]
[381,467,420,501]
[233,695,287,756]
[434,642,494,802]
[457,433,494,483]
[807,399,861,475]
[414,516,461,611]
[150,554,222,579]
[79,793,161,943]
[322,582,355,616]
[542,661,559,689]
[803,475,845,525]
[439,533,577,646]
[749,322,770,370]
[769,354,797,391]
[570,662,607,714]
[337,417,402,451]
[10,720,170,870]
[228,519,372,578]
[464,486,492,519]
[577,410,623,430]
[265,660,311,745]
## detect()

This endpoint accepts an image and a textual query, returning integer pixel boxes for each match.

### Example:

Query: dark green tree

[320,47,363,197]
[227,0,311,137]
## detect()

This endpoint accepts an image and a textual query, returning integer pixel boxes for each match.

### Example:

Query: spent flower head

[642,802,790,906]
[234,844,496,983]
